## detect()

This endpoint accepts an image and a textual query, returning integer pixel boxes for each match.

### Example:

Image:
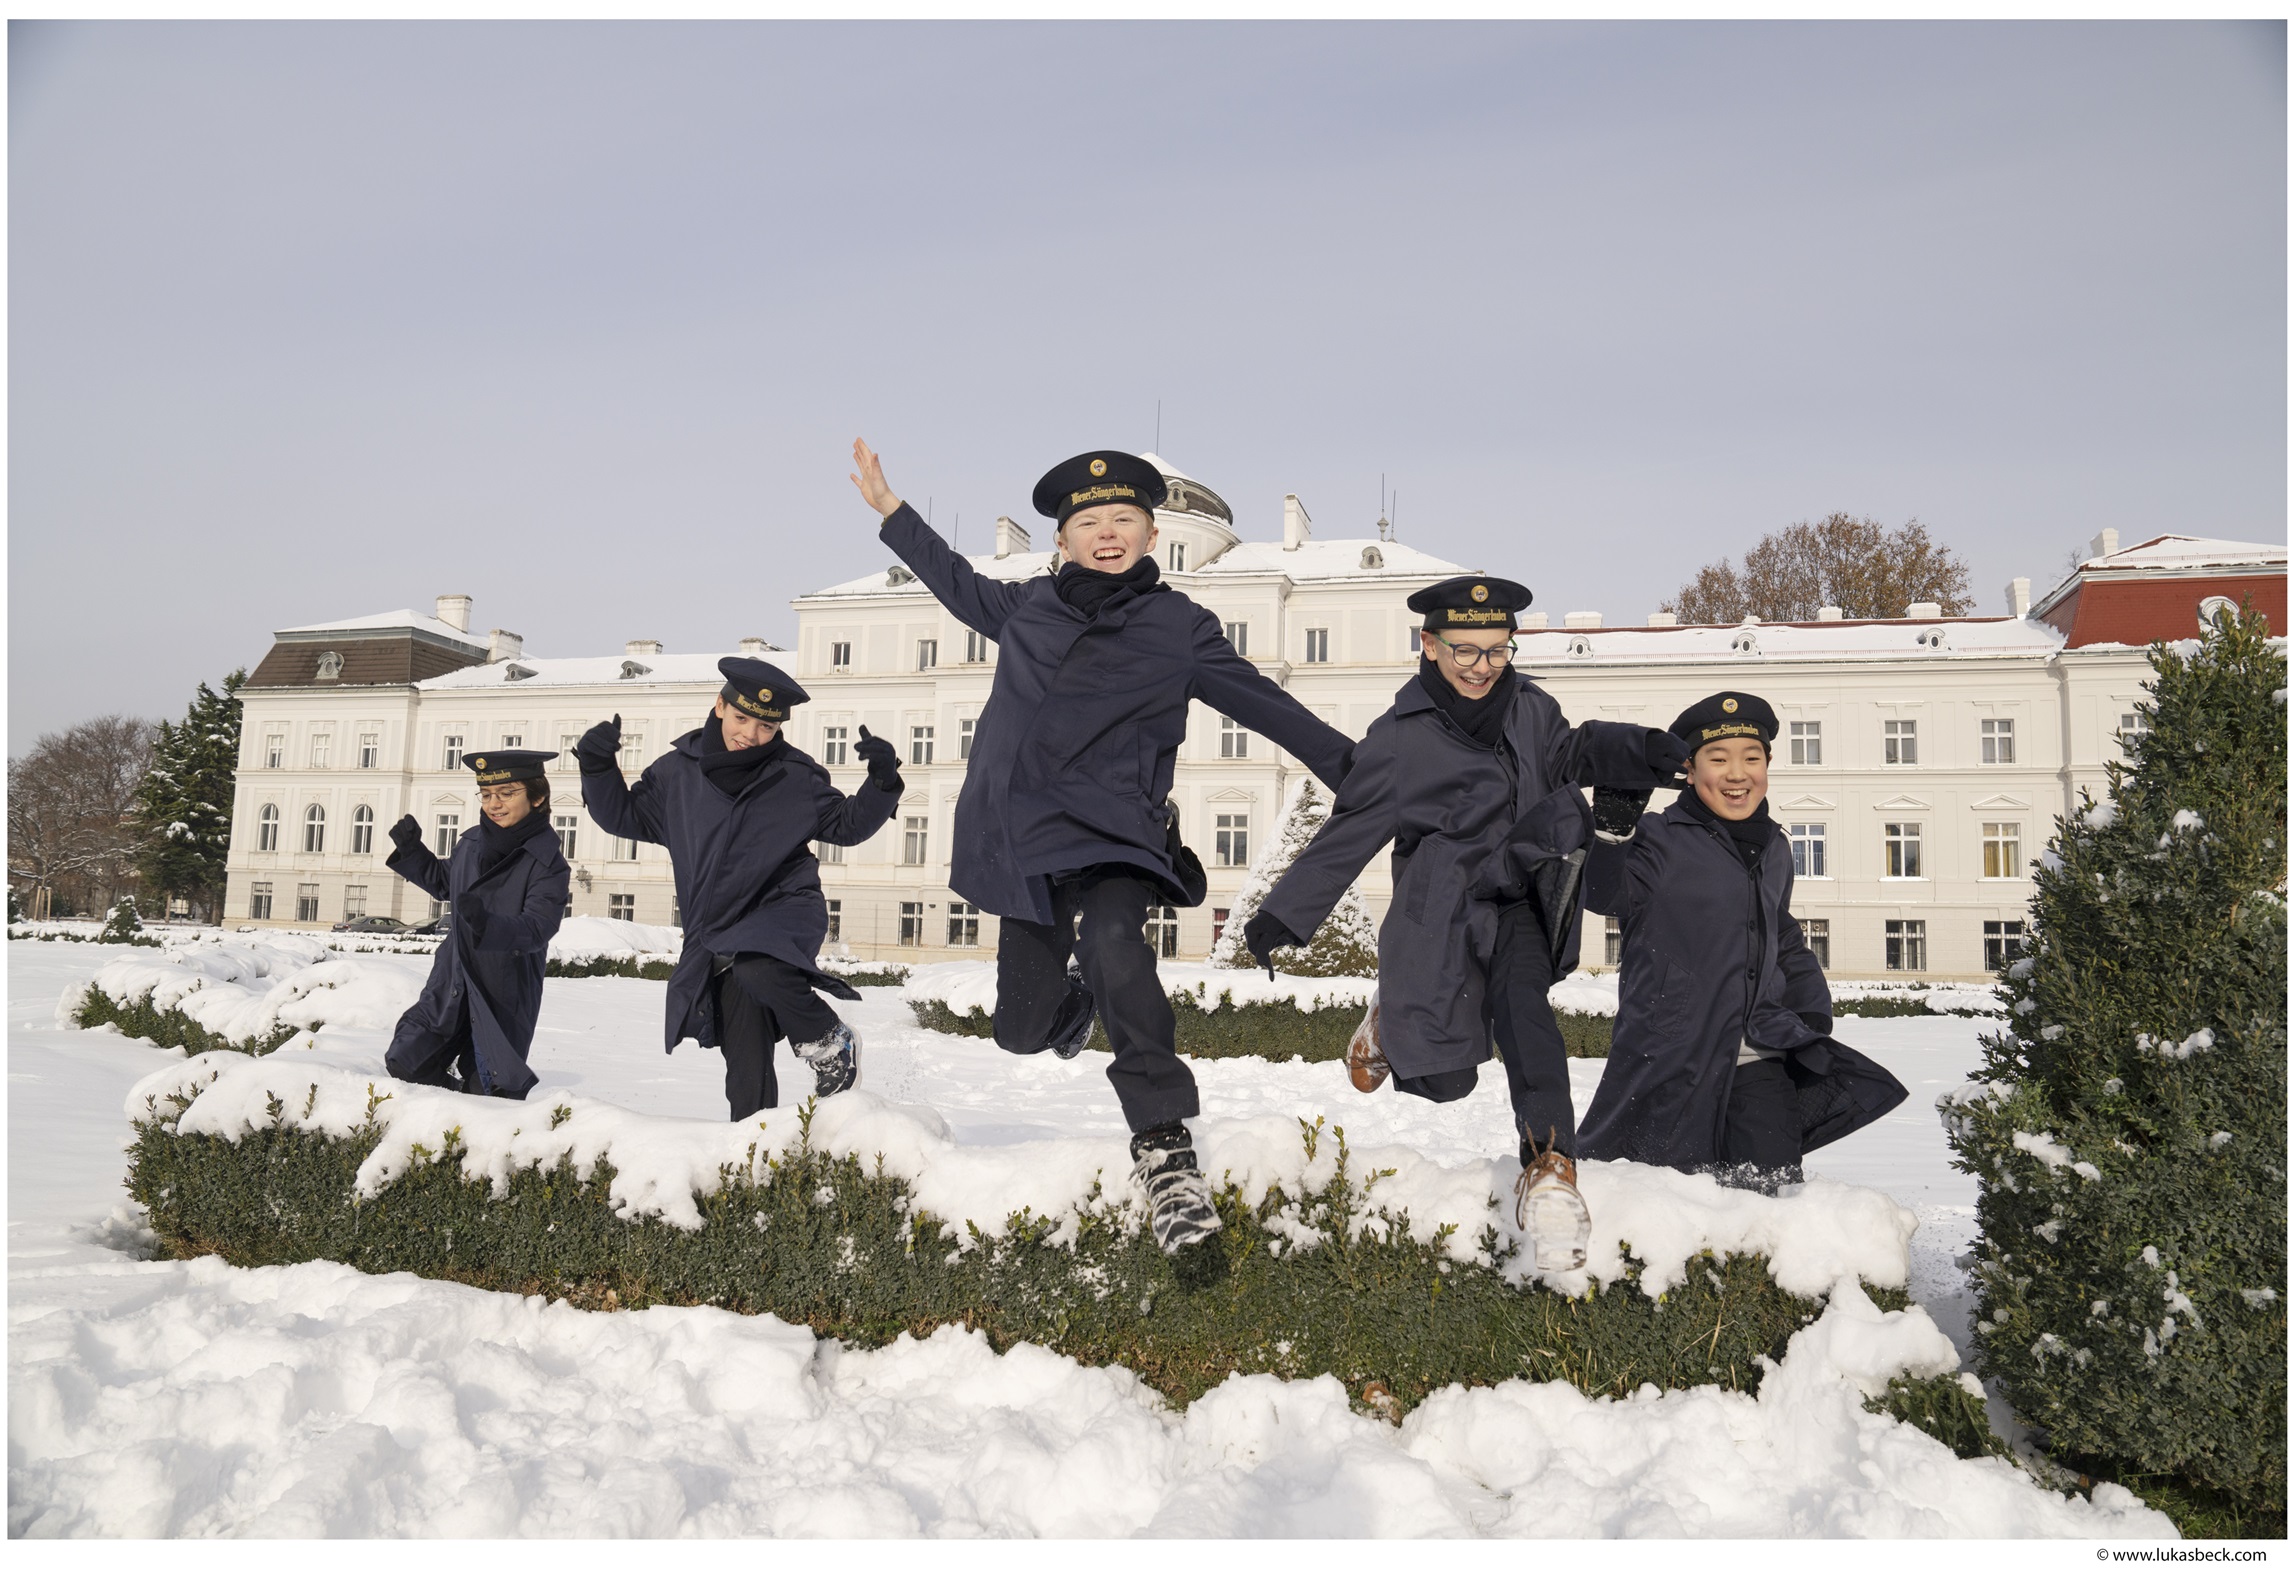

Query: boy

[1577,691,1907,1188]
[577,656,904,1120]
[848,439,1354,1253]
[1241,576,1686,1269]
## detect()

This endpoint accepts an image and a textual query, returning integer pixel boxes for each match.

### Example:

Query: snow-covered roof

[278,609,486,645]
[1514,615,2067,668]
[801,550,1059,602]
[420,653,745,691]
[2084,534,2286,572]
[1194,538,1461,581]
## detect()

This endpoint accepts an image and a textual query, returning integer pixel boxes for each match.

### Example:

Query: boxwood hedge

[73,984,297,1056]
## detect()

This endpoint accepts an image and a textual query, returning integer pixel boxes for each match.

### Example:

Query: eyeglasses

[1432,636,1517,669]
[477,786,528,806]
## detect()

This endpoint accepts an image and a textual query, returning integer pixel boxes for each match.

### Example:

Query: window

[358,734,379,770]
[1168,542,1187,573]
[817,839,844,864]
[264,732,284,769]
[343,885,367,918]
[899,901,924,946]
[671,896,681,926]
[947,901,980,947]
[315,650,343,680]
[1883,822,1923,879]
[1211,906,1231,946]
[249,882,274,920]
[821,725,849,767]
[2117,709,2151,754]
[831,641,853,670]
[1883,719,1917,765]
[1304,627,1330,663]
[1800,918,1831,969]
[1980,717,2015,765]
[558,733,582,770]
[310,733,331,769]
[351,805,375,855]
[1215,813,1250,868]
[1885,919,1927,972]
[442,734,464,771]
[1604,915,1623,968]
[917,638,938,671]
[1219,717,1249,759]
[964,630,989,663]
[825,899,842,942]
[256,803,280,852]
[611,836,639,861]
[1788,823,1827,878]
[958,717,976,761]
[434,815,462,857]
[1789,720,1822,766]
[301,804,326,854]
[903,816,930,866]
[501,733,522,750]
[1223,621,1249,657]
[910,726,935,766]
[618,732,645,772]
[608,893,635,921]
[554,815,579,858]
[431,898,450,920]
[1984,920,2028,972]
[296,883,321,922]
[1145,905,1180,958]
[1982,822,2023,880]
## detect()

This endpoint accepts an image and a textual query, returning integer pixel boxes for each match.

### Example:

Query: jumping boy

[577,656,904,1120]
[848,439,1354,1253]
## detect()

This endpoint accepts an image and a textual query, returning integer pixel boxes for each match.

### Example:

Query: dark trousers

[1392,900,1579,1156]
[1720,1057,1804,1182]
[713,954,841,1122]
[390,1015,503,1097]
[993,869,1197,1135]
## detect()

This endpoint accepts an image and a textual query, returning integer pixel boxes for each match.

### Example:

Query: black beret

[1031,451,1168,526]
[717,657,807,723]
[466,749,556,786]
[1405,574,1533,631]
[1671,691,1779,749]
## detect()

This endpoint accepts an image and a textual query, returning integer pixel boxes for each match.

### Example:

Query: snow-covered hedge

[63,934,420,1055]
[127,1050,1940,1421]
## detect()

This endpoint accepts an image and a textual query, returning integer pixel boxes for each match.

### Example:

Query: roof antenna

[1155,399,1162,454]
[952,512,960,553]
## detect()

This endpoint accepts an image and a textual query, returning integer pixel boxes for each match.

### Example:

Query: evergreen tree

[101,894,144,942]
[132,671,246,923]
[1207,777,1377,977]
[1942,606,2286,1525]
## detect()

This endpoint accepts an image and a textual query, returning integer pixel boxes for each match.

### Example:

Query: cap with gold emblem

[717,656,808,724]
[1030,451,1169,526]
[1405,574,1534,631]
[1669,690,1779,750]
[465,749,557,787]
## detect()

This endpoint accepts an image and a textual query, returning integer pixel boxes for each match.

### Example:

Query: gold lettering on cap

[1067,484,1139,508]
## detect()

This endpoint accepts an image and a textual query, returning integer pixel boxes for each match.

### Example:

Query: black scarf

[1055,555,1162,618]
[1416,657,1516,750]
[477,804,552,874]
[698,713,788,798]
[1680,787,1774,872]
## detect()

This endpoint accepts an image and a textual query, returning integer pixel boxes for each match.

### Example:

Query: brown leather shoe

[1514,1131,1591,1272]
[1346,992,1389,1093]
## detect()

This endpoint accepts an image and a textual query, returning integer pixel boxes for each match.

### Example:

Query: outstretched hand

[849,439,902,520]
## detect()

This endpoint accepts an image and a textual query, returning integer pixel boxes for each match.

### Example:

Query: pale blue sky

[10,21,2285,747]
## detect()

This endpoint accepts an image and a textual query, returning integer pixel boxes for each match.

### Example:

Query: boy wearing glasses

[1244,576,1686,1268]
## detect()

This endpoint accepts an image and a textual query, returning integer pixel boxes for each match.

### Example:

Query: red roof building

[2029,531,2286,648]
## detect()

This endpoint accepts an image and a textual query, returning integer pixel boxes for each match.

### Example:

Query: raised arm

[577,719,667,847]
[1254,721,1401,944]
[1582,806,1659,921]
[852,438,1027,638]
[383,816,450,901]
[1548,717,1690,792]
[1189,614,1354,790]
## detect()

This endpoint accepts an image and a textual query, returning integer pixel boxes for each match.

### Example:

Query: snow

[905,959,1376,1018]
[9,938,2180,1538]
[1195,537,1463,581]
[277,607,487,644]
[547,915,682,962]
[421,651,766,691]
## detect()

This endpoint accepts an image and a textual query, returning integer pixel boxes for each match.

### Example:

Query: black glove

[575,714,623,775]
[1646,729,1691,787]
[1593,787,1653,841]
[388,814,423,852]
[1243,910,1303,980]
[853,725,902,791]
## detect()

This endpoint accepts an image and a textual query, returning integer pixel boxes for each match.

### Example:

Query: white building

[220,472,2282,981]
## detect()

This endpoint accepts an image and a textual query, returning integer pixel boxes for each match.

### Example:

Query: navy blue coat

[582,728,900,1052]
[1577,797,1907,1169]
[385,821,570,1099]
[879,503,1354,924]
[1256,673,1659,1079]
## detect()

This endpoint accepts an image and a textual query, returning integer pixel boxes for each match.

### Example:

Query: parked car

[402,915,451,936]
[331,915,410,934]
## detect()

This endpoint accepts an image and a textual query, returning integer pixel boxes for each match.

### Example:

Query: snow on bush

[63,933,418,1047]
[548,915,681,964]
[1204,776,1377,976]
[904,960,1376,1020]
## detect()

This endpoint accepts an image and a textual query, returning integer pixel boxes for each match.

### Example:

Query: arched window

[302,804,326,854]
[257,803,280,852]
[315,650,344,680]
[351,804,375,855]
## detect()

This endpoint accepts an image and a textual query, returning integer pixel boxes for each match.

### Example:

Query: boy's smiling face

[713,698,781,752]
[1689,736,1769,820]
[1059,503,1158,575]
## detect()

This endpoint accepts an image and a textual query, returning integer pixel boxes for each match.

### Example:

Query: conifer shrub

[545,955,676,980]
[73,984,297,1056]
[1942,606,2286,1531]
[99,897,159,946]
[1206,778,1378,978]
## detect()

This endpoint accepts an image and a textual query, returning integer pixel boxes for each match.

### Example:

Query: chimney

[1563,611,1603,629]
[486,628,523,663]
[739,637,772,656]
[1282,494,1313,552]
[435,594,472,632]
[626,639,663,657]
[1522,611,1550,630]
[2088,528,2119,561]
[1646,612,1677,627]
[1817,605,1844,621]
[2005,577,2032,617]
[1906,601,1943,620]
[994,515,1031,559]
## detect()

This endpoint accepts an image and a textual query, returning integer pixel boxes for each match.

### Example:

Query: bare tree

[1663,513,1974,624]
[8,714,156,917]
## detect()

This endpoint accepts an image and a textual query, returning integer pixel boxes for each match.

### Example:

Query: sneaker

[1046,962,1097,1060]
[1130,1126,1223,1254]
[1513,1130,1591,1272]
[1347,990,1390,1093]
[792,1019,862,1097]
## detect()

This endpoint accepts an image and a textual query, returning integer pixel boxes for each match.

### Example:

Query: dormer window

[887,565,916,586]
[1568,636,1593,658]
[620,660,651,680]
[504,663,536,681]
[315,650,344,680]
[1360,547,1383,570]
[1731,631,1759,654]
[1915,628,1946,649]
